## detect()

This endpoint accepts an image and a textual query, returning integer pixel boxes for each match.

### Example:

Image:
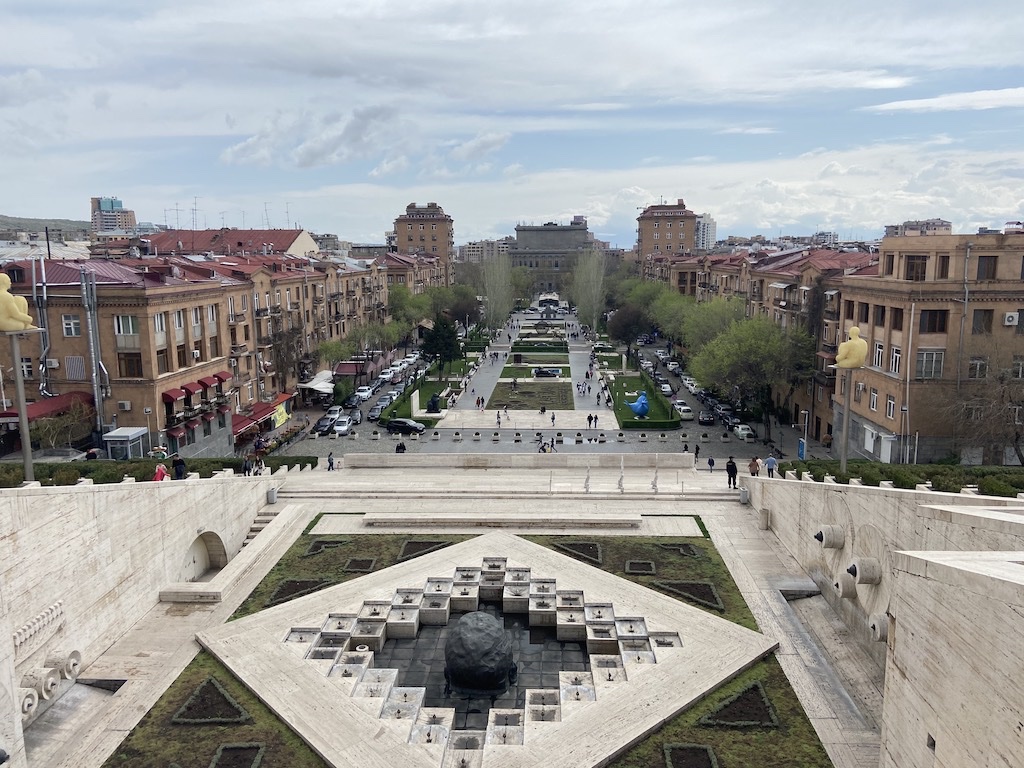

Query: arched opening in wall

[180,531,228,583]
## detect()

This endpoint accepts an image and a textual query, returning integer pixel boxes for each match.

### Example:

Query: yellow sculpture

[0,273,37,331]
[835,326,867,369]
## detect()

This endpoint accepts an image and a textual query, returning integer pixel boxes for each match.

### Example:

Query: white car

[674,403,695,420]
[332,415,353,436]
[655,350,669,361]
[685,380,701,394]
[733,424,756,439]
[660,383,674,397]
[666,361,680,373]
[325,405,343,420]
[355,386,374,401]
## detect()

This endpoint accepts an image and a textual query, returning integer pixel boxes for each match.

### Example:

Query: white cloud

[864,87,1024,113]
[717,126,777,135]
[448,131,510,162]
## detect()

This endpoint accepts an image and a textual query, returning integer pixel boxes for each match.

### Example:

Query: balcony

[229,344,248,357]
[750,291,763,301]
[823,309,839,321]
[256,336,273,348]
[269,304,282,316]
[333,312,343,321]
[329,291,343,300]
[227,312,245,325]
[312,295,324,304]
[347,289,357,297]
[254,308,270,319]
[773,297,791,307]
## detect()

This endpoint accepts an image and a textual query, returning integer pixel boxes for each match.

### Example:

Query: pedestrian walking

[694,444,700,460]
[748,457,759,476]
[327,452,335,471]
[593,414,598,428]
[707,456,715,473]
[765,455,778,478]
[587,414,593,429]
[242,456,253,476]
[172,455,186,480]
[496,413,501,427]
[725,456,738,488]
[551,412,556,426]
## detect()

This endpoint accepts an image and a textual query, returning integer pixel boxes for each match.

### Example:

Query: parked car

[332,415,353,436]
[375,395,394,408]
[354,386,374,401]
[698,411,717,426]
[348,408,362,425]
[666,361,680,373]
[532,367,562,377]
[325,405,343,420]
[342,394,362,409]
[660,383,674,397]
[386,418,426,435]
[593,342,614,352]
[674,403,695,420]
[655,350,669,361]
[655,373,669,386]
[314,415,337,436]
[733,423,757,439]
[367,404,385,421]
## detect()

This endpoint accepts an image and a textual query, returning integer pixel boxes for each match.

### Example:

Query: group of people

[152,455,188,481]
[715,454,779,488]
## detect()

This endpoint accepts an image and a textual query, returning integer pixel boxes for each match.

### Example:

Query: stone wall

[343,452,694,469]
[746,476,1024,667]
[0,471,277,691]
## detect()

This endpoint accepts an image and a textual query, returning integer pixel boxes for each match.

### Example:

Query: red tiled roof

[144,229,304,256]
[0,391,93,425]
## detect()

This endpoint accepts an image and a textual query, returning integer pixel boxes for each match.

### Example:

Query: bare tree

[482,252,514,329]
[29,400,94,450]
[569,249,606,330]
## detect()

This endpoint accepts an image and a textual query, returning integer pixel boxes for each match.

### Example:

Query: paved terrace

[34,458,882,768]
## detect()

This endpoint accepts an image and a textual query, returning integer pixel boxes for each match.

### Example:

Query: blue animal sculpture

[626,392,650,418]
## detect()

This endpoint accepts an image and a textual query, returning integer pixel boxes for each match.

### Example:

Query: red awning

[182,382,203,396]
[166,426,186,439]
[333,362,364,376]
[231,391,294,437]
[198,376,219,389]
[213,370,233,383]
[161,388,187,403]
[217,404,232,413]
[201,411,216,421]
[185,418,201,429]
[0,391,94,425]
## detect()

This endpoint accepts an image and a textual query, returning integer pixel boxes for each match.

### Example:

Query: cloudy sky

[3,0,1024,246]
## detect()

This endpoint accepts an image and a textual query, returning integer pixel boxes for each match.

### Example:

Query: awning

[182,382,203,396]
[198,376,220,389]
[798,285,811,291]
[768,281,795,289]
[213,370,233,383]
[185,418,201,430]
[824,289,840,297]
[217,404,232,413]
[231,391,295,437]
[0,391,94,425]
[201,411,216,421]
[297,370,336,395]
[161,388,186,403]
[817,351,837,360]
[166,426,186,439]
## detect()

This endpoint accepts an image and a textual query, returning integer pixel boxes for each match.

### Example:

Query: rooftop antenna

[263,202,271,229]
[219,211,228,228]
[241,210,246,229]
[285,202,291,229]
[171,202,183,230]
[191,196,201,230]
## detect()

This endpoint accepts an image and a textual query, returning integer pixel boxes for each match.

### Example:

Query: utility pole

[219,211,228,228]
[263,202,271,229]
[285,202,291,229]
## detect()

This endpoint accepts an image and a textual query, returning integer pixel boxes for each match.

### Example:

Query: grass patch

[488,381,575,411]
[500,365,571,378]
[606,375,680,430]
[102,651,327,768]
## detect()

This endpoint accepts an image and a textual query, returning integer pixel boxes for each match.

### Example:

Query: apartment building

[90,196,137,235]
[883,218,952,237]
[695,214,718,251]
[458,237,514,263]
[508,217,593,294]
[636,199,697,257]
[393,202,455,287]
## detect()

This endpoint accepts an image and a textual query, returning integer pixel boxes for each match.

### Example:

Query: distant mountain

[0,214,90,234]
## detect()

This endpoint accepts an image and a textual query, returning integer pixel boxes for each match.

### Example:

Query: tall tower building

[90,196,138,235]
[392,202,454,286]
[695,214,718,251]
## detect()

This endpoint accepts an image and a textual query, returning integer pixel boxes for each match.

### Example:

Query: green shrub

[48,467,81,486]
[929,470,967,493]
[978,475,1020,497]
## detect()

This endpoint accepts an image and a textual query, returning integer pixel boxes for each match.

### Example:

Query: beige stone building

[392,202,455,287]
[636,198,697,258]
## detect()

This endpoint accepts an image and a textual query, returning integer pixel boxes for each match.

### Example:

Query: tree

[449,285,481,330]
[680,298,746,356]
[482,253,514,329]
[317,340,355,370]
[29,400,94,450]
[421,314,461,380]
[568,249,607,331]
[606,305,649,357]
[510,267,533,307]
[650,291,692,346]
[689,317,815,443]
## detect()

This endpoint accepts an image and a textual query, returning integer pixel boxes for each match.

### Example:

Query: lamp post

[840,370,854,474]
[5,329,44,483]
[143,407,152,454]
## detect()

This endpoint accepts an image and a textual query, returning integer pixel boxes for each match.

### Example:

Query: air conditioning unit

[45,358,59,369]
[117,400,132,412]
[192,350,201,359]
[1003,312,1019,327]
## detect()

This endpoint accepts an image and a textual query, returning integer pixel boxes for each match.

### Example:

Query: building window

[858,303,869,323]
[241,294,248,311]
[822,325,830,343]
[174,309,184,329]
[62,314,81,337]
[154,313,166,333]
[1013,355,1024,379]
[971,309,993,335]
[157,349,169,374]
[873,342,884,368]
[177,345,187,367]
[817,385,824,402]
[886,395,896,419]
[891,307,903,331]
[919,310,948,334]
[976,255,997,280]
[192,341,203,362]
[203,419,212,437]
[218,412,227,429]
[20,357,32,378]
[844,301,854,320]
[117,352,143,377]
[904,254,927,281]
[209,336,220,358]
[873,305,885,326]
[653,233,659,240]
[967,356,988,379]
[115,315,139,335]
[884,253,894,275]
[937,253,950,279]
[191,307,202,326]
[890,346,901,375]
[869,388,878,411]
[185,425,196,446]
[916,349,944,379]
[246,382,254,400]
[208,304,217,324]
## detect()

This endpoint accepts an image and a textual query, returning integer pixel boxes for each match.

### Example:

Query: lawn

[488,381,575,410]
[105,532,831,768]
[607,373,680,429]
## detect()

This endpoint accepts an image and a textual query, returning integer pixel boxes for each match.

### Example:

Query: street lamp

[143,407,152,453]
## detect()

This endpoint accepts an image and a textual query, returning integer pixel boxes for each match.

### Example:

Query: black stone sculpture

[427,393,441,413]
[444,612,516,695]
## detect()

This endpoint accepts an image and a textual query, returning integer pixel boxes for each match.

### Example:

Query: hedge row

[777,459,1024,496]
[0,455,317,488]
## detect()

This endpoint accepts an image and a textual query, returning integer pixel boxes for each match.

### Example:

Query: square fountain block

[393,589,424,607]
[650,631,684,654]
[481,557,507,574]
[450,584,479,612]
[359,601,391,620]
[556,590,585,609]
[529,596,557,626]
[419,594,451,625]
[486,725,525,746]
[306,632,350,663]
[381,686,425,723]
[329,662,367,689]
[351,619,387,652]
[479,572,506,601]
[424,577,453,596]
[352,668,398,702]
[615,617,649,639]
[529,578,557,597]
[502,584,530,614]
[619,637,656,665]
[321,613,357,633]
[453,567,481,585]
[559,671,597,704]
[584,603,614,623]
[589,654,627,685]
[556,607,587,642]
[526,700,562,723]
[409,706,453,747]
[585,623,618,655]
[284,627,320,644]
[504,568,531,585]
[387,607,420,639]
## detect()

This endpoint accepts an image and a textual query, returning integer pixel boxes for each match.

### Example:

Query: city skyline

[3,1,1024,247]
